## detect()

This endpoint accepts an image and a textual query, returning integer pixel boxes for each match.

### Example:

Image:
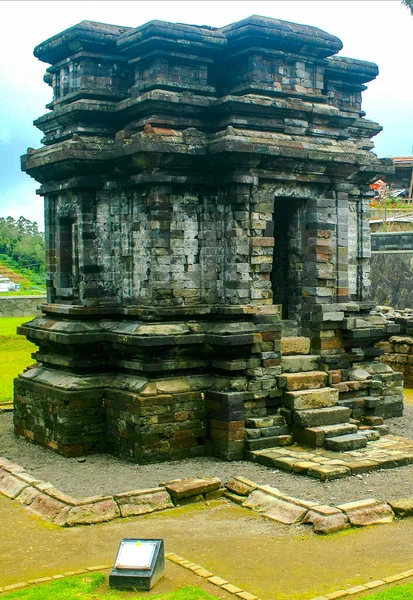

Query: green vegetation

[0,216,46,294]
[1,574,217,600]
[362,582,413,599]
[0,217,45,272]
[0,254,46,295]
[0,316,35,403]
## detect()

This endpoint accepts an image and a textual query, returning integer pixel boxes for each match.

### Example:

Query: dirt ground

[3,495,413,600]
[2,399,413,505]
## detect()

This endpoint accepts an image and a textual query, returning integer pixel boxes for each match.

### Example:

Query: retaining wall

[371,232,413,309]
[0,296,45,318]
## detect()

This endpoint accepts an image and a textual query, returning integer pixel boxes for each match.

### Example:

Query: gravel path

[2,408,413,505]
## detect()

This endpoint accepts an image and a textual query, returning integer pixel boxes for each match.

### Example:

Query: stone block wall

[0,296,45,318]
[15,15,399,462]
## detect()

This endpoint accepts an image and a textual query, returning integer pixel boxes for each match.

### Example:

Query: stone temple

[15,16,404,465]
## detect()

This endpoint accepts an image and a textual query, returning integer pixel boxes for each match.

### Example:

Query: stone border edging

[1,457,413,534]
[225,476,402,534]
[165,552,260,600]
[0,564,112,594]
[308,568,413,599]
[0,457,223,526]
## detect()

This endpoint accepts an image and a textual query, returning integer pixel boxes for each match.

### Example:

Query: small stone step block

[293,405,351,428]
[284,387,339,411]
[281,337,310,356]
[279,371,328,392]
[245,435,292,451]
[292,423,357,447]
[281,355,320,373]
[325,434,368,452]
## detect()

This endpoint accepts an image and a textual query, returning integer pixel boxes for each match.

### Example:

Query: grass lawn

[361,582,413,599]
[1,574,218,600]
[0,316,35,403]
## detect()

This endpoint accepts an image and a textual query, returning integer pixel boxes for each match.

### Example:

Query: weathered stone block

[263,498,308,524]
[337,499,394,526]
[164,477,221,499]
[115,488,174,517]
[285,388,339,411]
[280,337,310,356]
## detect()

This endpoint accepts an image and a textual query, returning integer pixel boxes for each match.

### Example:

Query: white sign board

[115,540,156,570]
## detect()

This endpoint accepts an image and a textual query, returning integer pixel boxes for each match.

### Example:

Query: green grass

[1,574,217,600]
[361,582,413,599]
[0,316,35,403]
[0,254,46,294]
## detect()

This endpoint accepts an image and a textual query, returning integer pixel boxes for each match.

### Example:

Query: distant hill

[0,255,46,295]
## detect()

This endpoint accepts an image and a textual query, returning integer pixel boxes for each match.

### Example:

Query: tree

[0,216,45,272]
[402,0,413,16]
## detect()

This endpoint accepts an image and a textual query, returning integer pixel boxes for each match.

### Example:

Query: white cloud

[0,180,44,229]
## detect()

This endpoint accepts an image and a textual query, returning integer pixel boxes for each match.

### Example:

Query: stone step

[279,371,328,392]
[292,423,358,448]
[245,425,290,440]
[244,416,286,428]
[284,387,339,411]
[244,435,293,451]
[325,434,368,452]
[293,405,351,428]
[281,355,320,373]
[281,337,310,356]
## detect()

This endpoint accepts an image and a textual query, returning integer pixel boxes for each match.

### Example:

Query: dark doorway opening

[271,197,305,322]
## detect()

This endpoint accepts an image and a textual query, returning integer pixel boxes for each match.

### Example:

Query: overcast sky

[0,0,412,230]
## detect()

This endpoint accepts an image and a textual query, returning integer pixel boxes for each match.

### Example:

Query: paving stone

[339,459,380,475]
[56,499,121,526]
[242,490,277,513]
[292,461,322,474]
[373,424,390,435]
[175,494,204,506]
[236,592,259,600]
[364,580,386,589]
[307,464,351,482]
[222,584,243,593]
[281,337,310,356]
[303,509,350,535]
[325,590,348,599]
[337,499,394,527]
[388,498,413,518]
[16,487,41,505]
[263,498,308,525]
[28,493,67,521]
[225,478,255,496]
[383,574,405,583]
[115,488,173,517]
[205,489,226,500]
[225,491,246,505]
[0,470,29,499]
[325,434,367,452]
[358,429,380,442]
[208,576,228,586]
[164,477,221,499]
[346,585,367,595]
[194,568,214,578]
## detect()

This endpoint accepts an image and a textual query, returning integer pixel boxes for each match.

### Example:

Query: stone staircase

[245,329,377,456]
